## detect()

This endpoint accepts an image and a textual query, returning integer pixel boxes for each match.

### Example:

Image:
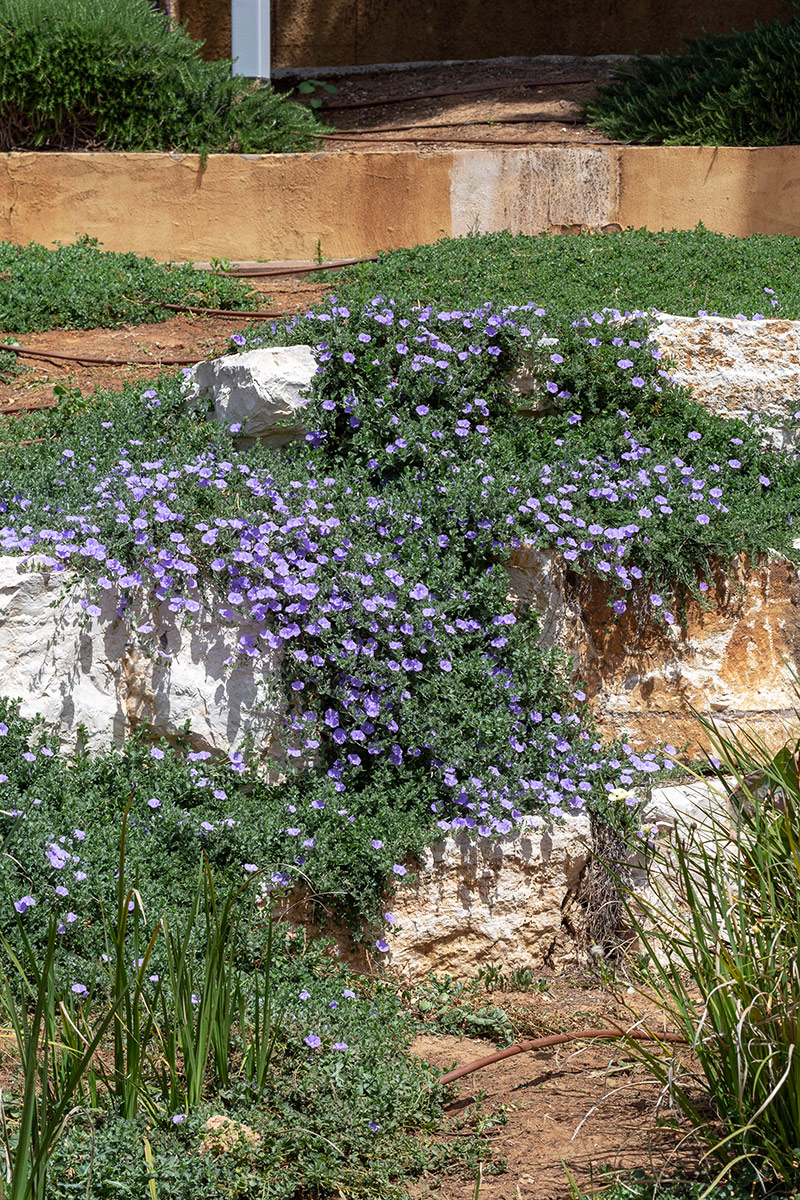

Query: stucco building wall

[177,0,784,69]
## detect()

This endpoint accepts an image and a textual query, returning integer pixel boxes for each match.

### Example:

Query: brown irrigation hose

[325,114,584,135]
[0,343,202,367]
[439,1028,688,1087]
[215,257,378,278]
[319,75,613,110]
[315,131,614,147]
[159,303,284,319]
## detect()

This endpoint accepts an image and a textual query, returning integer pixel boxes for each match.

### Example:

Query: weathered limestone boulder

[383,815,592,981]
[184,345,316,446]
[0,557,283,756]
[373,781,721,982]
[650,314,800,447]
[508,545,800,754]
[509,314,800,445]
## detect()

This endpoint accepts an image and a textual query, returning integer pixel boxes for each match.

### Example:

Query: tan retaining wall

[4,145,800,261]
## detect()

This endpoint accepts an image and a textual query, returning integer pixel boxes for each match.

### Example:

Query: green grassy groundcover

[0,236,256,332]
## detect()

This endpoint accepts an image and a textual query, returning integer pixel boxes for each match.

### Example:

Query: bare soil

[280,56,624,152]
[411,981,699,1200]
[0,275,330,413]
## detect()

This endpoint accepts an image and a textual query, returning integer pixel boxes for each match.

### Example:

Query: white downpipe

[231,0,271,79]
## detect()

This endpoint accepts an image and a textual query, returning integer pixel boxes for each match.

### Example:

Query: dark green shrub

[0,0,325,154]
[587,15,800,146]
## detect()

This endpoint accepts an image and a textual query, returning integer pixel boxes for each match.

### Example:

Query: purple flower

[392,863,406,876]
[14,895,35,914]
[696,513,710,525]
[649,594,663,607]
[332,1041,349,1051]
[375,939,389,952]
[150,747,164,760]
[71,983,88,997]
[342,352,355,364]
[687,431,701,441]
[304,1034,322,1049]
[370,839,384,850]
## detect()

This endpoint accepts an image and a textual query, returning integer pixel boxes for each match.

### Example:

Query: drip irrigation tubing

[319,74,612,110]
[159,302,283,319]
[0,343,202,367]
[211,256,377,278]
[324,113,584,134]
[315,131,613,147]
[439,1028,688,1087]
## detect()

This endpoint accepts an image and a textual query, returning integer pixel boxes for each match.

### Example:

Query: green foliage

[412,974,517,1045]
[578,1170,771,1199]
[326,226,800,322]
[0,236,256,332]
[615,722,800,1193]
[587,16,800,146]
[0,788,486,1198]
[0,0,326,154]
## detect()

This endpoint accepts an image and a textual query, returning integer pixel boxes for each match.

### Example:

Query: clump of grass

[617,721,800,1193]
[587,16,800,146]
[0,0,326,154]
[0,236,256,332]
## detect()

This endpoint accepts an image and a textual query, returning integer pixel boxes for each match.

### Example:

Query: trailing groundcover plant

[0,278,798,946]
[0,228,799,1193]
[0,0,324,154]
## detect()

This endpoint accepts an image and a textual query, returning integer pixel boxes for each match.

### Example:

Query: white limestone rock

[0,557,283,757]
[383,814,593,981]
[643,780,729,832]
[506,542,800,756]
[184,345,317,446]
[649,313,800,444]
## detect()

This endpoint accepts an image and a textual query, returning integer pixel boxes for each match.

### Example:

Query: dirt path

[411,983,697,1199]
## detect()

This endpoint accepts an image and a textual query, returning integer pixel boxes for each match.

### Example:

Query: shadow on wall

[179,0,784,69]
[0,558,285,759]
